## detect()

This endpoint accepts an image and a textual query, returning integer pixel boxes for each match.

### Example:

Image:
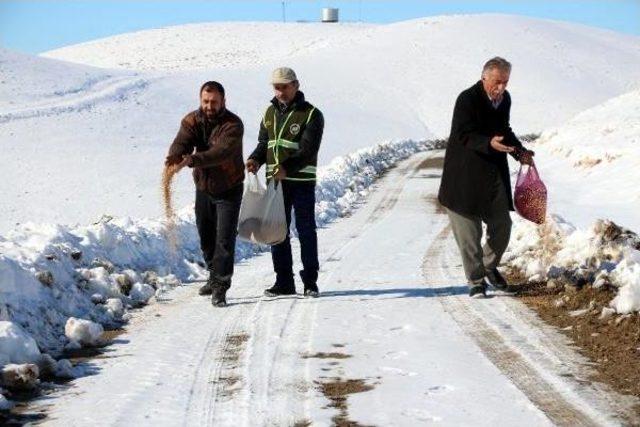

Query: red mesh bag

[514,162,547,224]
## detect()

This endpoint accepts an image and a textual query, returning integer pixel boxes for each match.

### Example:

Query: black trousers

[194,184,243,287]
[271,181,319,288]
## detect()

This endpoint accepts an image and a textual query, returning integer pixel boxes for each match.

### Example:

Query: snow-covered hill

[1,14,638,233]
[43,22,374,71]
[43,14,640,136]
[0,48,136,113]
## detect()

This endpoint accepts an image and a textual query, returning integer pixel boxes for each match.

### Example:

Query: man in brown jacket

[165,81,245,307]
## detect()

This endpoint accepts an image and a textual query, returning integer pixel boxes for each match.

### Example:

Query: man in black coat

[438,57,534,298]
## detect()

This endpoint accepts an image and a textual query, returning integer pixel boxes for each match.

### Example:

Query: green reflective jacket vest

[263,103,317,181]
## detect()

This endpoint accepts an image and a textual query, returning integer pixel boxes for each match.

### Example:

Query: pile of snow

[0,322,41,366]
[0,138,439,366]
[64,317,104,348]
[503,84,640,314]
[529,88,640,231]
[0,321,78,408]
[0,219,192,356]
[505,216,640,314]
[1,363,39,391]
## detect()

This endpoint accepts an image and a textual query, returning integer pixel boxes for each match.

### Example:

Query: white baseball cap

[271,67,298,84]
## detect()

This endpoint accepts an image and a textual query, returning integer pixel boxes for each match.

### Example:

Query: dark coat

[249,91,324,176]
[168,108,245,195]
[438,81,523,216]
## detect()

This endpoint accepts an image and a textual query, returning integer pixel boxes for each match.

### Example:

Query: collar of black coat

[474,80,509,110]
[270,90,306,113]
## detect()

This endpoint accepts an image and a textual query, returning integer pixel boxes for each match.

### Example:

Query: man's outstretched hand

[165,154,183,167]
[165,154,192,170]
[490,136,535,165]
[489,136,514,153]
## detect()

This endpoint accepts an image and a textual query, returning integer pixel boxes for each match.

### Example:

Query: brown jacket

[168,108,245,195]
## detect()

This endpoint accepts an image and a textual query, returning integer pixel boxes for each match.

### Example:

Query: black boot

[212,282,229,307]
[303,283,319,298]
[264,283,296,297]
[198,276,215,296]
[469,281,488,299]
[300,270,319,298]
[485,268,516,293]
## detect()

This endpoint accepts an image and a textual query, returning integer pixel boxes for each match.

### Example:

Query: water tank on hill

[322,8,339,23]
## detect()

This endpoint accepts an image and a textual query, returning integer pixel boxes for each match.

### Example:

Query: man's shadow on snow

[320,285,469,299]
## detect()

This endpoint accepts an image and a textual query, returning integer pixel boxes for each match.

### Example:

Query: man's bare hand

[246,159,259,174]
[519,148,535,165]
[274,165,287,181]
[490,136,515,153]
[165,154,183,167]
[176,155,192,170]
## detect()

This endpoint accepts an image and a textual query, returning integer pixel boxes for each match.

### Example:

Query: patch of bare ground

[416,156,444,170]
[305,347,376,426]
[100,328,126,342]
[220,333,249,365]
[302,352,352,360]
[510,270,640,419]
[216,333,249,399]
[211,375,240,388]
[316,378,376,427]
[418,156,445,213]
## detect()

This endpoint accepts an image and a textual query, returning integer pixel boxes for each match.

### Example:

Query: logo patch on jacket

[289,123,301,135]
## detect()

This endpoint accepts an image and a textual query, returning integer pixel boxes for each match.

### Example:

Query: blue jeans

[271,181,319,288]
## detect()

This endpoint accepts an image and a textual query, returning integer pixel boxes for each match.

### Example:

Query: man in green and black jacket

[246,67,324,298]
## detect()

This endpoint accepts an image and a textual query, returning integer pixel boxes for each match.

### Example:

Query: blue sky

[1,1,639,54]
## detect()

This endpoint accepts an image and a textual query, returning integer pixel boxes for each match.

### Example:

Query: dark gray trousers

[446,176,512,285]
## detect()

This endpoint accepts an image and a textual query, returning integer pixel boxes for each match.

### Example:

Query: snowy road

[35,151,634,426]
